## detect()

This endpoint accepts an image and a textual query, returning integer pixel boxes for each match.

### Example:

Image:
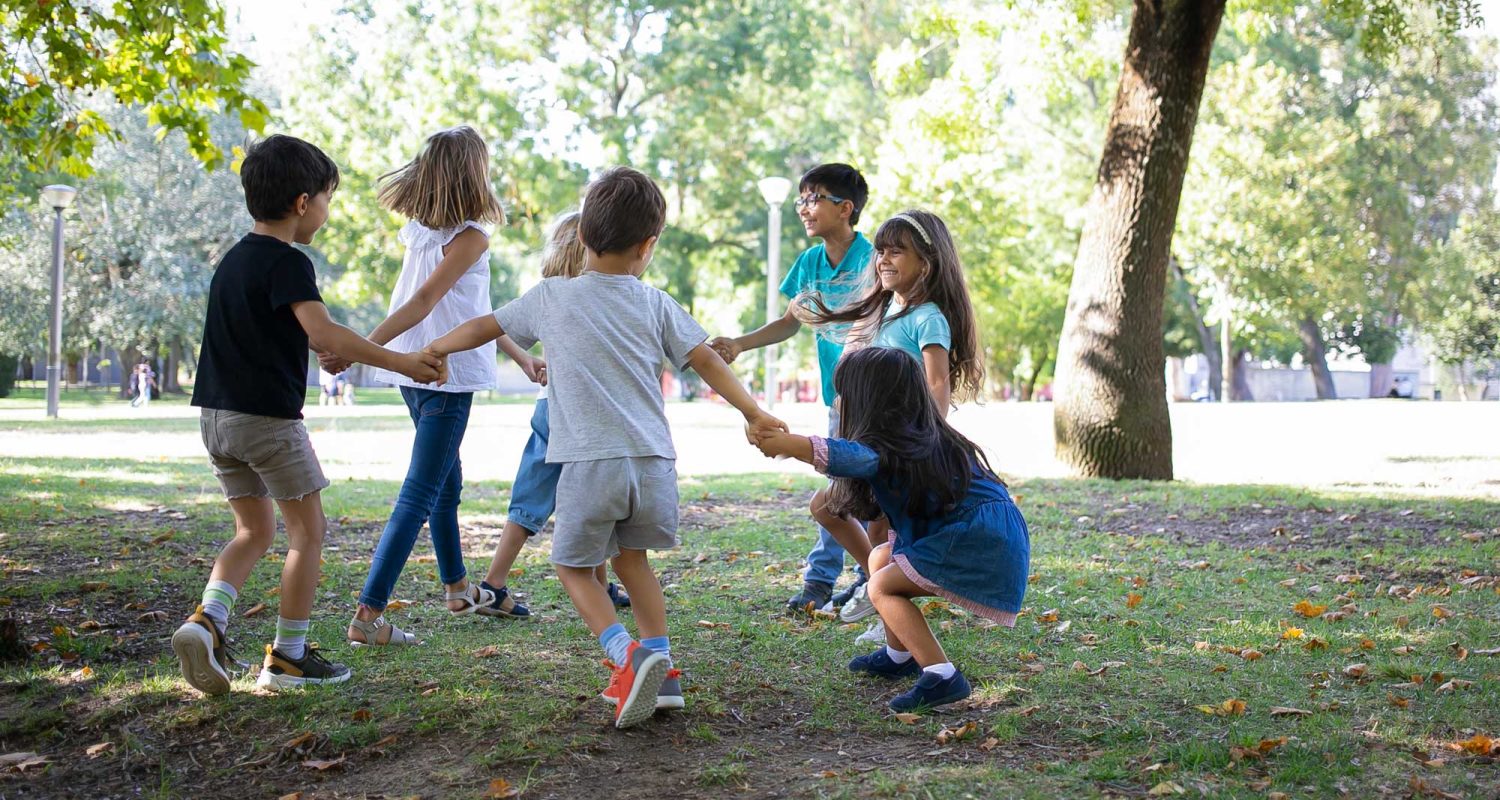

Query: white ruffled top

[370,220,498,393]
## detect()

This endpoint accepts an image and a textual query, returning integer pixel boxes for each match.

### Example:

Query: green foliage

[0,0,267,189]
[1425,207,1500,373]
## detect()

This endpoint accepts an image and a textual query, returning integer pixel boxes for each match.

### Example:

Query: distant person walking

[131,362,157,408]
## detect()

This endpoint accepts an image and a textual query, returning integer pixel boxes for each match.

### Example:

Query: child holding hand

[755,347,1028,712]
[797,209,984,640]
[425,167,785,727]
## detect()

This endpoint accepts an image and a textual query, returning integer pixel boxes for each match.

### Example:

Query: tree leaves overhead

[0,0,268,189]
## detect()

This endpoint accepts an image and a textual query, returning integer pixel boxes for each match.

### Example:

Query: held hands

[753,431,798,459]
[317,351,351,374]
[396,349,444,384]
[744,412,788,446]
[421,346,449,386]
[522,356,548,386]
[709,336,742,364]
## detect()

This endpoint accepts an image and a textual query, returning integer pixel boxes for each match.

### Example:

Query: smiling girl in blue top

[754,347,1028,711]
[797,209,984,640]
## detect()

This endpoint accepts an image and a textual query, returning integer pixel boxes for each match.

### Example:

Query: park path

[3,399,1497,497]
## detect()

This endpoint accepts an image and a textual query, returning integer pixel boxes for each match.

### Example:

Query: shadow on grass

[1,455,1497,799]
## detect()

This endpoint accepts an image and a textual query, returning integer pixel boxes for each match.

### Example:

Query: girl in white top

[338,126,542,647]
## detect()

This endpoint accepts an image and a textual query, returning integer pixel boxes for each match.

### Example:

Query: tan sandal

[444,582,496,615]
[347,616,420,647]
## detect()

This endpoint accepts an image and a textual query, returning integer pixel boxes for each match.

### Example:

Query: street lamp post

[757,176,792,409]
[40,185,77,419]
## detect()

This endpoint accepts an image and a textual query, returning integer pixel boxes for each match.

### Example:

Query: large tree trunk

[1053,0,1226,479]
[1368,363,1393,398]
[161,341,183,394]
[116,346,139,399]
[1298,317,1337,400]
[1229,347,1254,401]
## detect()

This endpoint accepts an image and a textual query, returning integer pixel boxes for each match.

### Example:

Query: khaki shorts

[199,409,330,501]
[551,456,679,567]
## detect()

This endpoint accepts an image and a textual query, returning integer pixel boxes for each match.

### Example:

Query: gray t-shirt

[493,271,708,463]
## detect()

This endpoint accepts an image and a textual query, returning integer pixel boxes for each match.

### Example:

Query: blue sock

[599,622,632,665]
[640,635,671,667]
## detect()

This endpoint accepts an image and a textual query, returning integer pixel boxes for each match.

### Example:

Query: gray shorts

[200,409,330,501]
[551,456,679,567]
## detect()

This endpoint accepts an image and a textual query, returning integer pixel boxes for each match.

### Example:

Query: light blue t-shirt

[779,233,873,406]
[873,301,951,363]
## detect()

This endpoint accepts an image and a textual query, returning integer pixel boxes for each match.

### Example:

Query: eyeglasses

[794,192,847,210]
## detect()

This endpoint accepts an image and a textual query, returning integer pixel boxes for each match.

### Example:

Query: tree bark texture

[1053,0,1226,479]
[1298,317,1337,400]
[1368,362,1393,398]
[1229,347,1254,402]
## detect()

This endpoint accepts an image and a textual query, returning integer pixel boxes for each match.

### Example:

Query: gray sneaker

[655,669,684,710]
[839,582,878,622]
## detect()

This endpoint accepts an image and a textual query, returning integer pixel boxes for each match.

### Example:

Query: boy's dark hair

[799,163,869,225]
[240,134,340,222]
[579,167,666,255]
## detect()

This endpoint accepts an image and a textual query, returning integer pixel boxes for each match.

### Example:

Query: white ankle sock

[923,661,957,680]
[274,617,310,660]
[200,580,236,633]
[885,645,912,663]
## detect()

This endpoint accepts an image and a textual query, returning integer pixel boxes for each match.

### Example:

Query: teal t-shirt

[873,301,952,363]
[779,233,873,406]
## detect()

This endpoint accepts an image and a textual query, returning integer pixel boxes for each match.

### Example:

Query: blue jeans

[359,387,472,610]
[507,397,559,534]
[802,407,863,586]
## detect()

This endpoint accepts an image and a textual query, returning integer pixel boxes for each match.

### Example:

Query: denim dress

[812,436,1030,626]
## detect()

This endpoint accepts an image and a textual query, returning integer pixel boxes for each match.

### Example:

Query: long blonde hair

[377,126,505,229]
[541,211,585,278]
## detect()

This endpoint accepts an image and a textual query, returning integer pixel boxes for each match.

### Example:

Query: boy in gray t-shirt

[426,167,785,729]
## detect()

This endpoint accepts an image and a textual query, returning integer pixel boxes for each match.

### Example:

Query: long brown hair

[540,211,585,278]
[825,347,999,522]
[796,209,984,402]
[377,126,505,229]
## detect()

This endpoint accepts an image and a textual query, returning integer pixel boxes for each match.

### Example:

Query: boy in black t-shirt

[173,135,443,695]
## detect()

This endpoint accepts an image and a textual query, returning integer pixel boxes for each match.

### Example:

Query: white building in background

[1168,342,1498,402]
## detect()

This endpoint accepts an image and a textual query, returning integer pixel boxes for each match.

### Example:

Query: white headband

[889,213,932,247]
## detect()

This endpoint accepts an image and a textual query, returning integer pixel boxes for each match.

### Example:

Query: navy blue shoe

[607,582,631,609]
[889,668,972,712]
[848,647,923,679]
[476,581,530,619]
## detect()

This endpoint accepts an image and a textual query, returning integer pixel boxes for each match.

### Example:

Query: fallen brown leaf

[979,736,1000,752]
[935,720,977,745]
[351,709,372,722]
[484,777,520,798]
[85,742,112,758]
[79,581,108,592]
[1269,706,1313,718]
[1448,734,1497,755]
[893,713,921,725]
[1147,781,1185,796]
[1126,593,1143,609]
[282,732,316,750]
[1343,663,1368,679]
[473,645,500,658]
[1292,600,1327,618]
[242,603,269,618]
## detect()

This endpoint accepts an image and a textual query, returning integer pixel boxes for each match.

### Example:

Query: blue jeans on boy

[802,408,862,586]
[359,387,473,610]
[507,397,559,534]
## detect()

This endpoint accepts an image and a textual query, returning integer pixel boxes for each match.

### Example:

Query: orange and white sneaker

[171,605,236,695]
[254,644,351,690]
[600,664,683,711]
[601,642,669,728]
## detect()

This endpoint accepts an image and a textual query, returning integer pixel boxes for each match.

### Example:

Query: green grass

[1,455,1497,798]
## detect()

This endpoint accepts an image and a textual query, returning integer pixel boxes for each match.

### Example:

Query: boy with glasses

[710,163,875,617]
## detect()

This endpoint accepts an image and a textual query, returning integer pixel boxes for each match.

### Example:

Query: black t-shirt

[191,233,323,419]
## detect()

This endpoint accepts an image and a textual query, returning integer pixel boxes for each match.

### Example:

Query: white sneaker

[855,619,886,644]
[838,582,878,622]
